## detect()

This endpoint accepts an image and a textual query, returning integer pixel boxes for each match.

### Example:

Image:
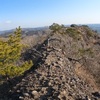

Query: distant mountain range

[0,27,49,37]
[0,24,100,36]
[87,24,100,33]
[0,26,48,34]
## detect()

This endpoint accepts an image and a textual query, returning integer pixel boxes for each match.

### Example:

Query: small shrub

[82,26,94,37]
[78,48,94,57]
[49,23,65,34]
[82,25,89,28]
[86,29,94,37]
[66,28,81,40]
[70,24,78,27]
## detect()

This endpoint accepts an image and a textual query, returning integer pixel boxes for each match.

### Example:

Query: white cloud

[5,20,12,24]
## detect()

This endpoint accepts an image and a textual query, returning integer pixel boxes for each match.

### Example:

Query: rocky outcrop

[0,26,100,100]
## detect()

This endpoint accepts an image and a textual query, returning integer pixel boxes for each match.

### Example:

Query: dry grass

[21,35,38,48]
[74,62,99,91]
[21,34,48,49]
[0,37,8,41]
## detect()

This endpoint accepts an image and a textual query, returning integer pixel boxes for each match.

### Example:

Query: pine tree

[0,27,33,78]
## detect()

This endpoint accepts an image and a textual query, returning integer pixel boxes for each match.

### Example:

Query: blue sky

[0,0,100,30]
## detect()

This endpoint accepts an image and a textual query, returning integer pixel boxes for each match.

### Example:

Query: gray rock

[23,93,30,97]
[31,90,38,96]
[19,96,24,100]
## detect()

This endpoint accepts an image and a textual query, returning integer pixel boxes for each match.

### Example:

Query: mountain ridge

[0,25,100,100]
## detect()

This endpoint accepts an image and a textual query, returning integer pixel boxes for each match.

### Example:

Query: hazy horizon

[0,23,100,32]
[0,0,100,31]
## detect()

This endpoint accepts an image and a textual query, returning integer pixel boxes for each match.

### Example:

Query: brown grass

[74,62,99,91]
